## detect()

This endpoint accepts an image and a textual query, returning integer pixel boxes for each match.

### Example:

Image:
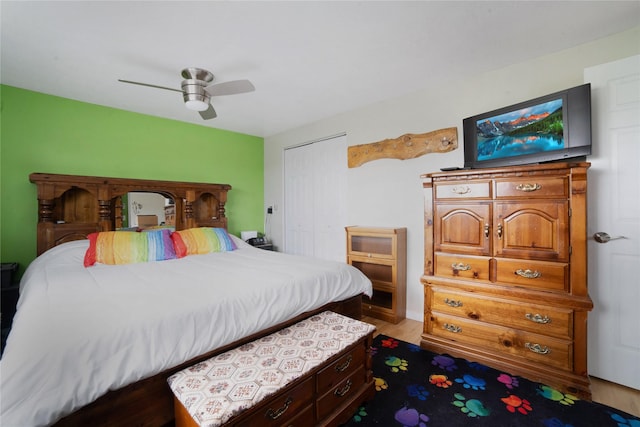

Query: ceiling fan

[118,67,255,120]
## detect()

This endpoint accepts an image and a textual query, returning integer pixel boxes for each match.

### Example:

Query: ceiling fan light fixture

[185,99,210,112]
[182,79,211,111]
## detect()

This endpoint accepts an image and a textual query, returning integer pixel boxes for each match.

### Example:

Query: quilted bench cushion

[168,311,376,427]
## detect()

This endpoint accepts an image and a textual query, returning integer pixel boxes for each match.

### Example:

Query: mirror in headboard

[121,192,175,229]
[30,173,232,255]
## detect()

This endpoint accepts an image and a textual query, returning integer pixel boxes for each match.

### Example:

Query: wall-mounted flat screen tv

[463,83,592,169]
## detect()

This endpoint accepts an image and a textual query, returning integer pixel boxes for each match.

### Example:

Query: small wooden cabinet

[346,226,407,323]
[421,162,593,398]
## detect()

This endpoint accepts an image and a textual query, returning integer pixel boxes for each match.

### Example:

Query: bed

[0,173,372,427]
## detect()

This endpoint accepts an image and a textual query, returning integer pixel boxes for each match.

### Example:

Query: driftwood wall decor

[347,127,458,168]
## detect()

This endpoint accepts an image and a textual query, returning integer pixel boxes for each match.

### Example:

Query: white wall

[264,26,640,321]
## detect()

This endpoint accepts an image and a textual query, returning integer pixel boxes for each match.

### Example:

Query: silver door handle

[591,232,627,243]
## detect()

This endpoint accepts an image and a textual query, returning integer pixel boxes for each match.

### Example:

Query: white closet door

[284,135,347,262]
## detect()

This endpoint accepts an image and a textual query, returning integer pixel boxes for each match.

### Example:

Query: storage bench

[168,311,376,427]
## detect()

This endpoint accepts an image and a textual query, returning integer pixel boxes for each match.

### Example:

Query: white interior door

[284,135,347,262]
[585,55,640,390]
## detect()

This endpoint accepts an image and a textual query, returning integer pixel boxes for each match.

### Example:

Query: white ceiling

[1,1,638,138]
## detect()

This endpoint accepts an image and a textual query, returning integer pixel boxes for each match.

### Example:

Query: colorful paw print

[610,412,640,427]
[385,355,408,372]
[407,384,430,401]
[351,406,368,422]
[369,346,379,357]
[429,374,453,388]
[452,393,491,418]
[394,405,430,427]
[407,343,422,353]
[381,337,400,348]
[542,416,574,427]
[501,394,533,415]
[454,374,486,390]
[467,361,489,372]
[497,373,519,390]
[536,385,578,406]
[374,376,388,392]
[432,354,457,371]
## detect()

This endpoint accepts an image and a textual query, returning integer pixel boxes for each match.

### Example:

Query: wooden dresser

[421,162,593,398]
[346,226,407,324]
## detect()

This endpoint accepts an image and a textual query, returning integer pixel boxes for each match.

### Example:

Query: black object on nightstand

[2,262,19,355]
[254,243,274,251]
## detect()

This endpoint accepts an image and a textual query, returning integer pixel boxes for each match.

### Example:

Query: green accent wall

[0,85,264,277]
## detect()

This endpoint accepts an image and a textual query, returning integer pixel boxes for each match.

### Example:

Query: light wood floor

[363,316,640,418]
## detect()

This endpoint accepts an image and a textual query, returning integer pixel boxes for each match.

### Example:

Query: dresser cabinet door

[494,201,569,261]
[435,203,491,256]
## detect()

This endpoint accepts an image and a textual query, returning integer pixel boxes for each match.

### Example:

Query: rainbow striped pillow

[84,229,176,267]
[170,227,237,258]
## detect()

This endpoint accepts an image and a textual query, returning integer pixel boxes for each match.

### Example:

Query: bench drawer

[317,344,365,394]
[316,365,366,421]
[235,378,314,426]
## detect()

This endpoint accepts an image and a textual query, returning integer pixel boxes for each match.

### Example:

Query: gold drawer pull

[525,313,551,324]
[335,355,352,372]
[516,183,541,192]
[266,396,293,420]
[516,269,541,279]
[451,263,471,271]
[452,185,471,195]
[484,224,490,238]
[443,323,462,333]
[525,342,550,355]
[334,379,352,397]
[444,298,463,308]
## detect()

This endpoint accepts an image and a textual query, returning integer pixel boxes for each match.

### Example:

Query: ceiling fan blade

[118,79,182,93]
[204,79,255,97]
[199,104,217,120]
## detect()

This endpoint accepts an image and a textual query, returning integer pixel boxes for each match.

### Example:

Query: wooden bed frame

[28,173,363,426]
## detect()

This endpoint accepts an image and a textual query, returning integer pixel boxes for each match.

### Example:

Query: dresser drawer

[317,343,365,394]
[428,286,573,339]
[496,258,568,292]
[427,313,572,371]
[434,253,491,282]
[434,180,491,199]
[316,365,366,421]
[235,377,314,427]
[495,176,568,199]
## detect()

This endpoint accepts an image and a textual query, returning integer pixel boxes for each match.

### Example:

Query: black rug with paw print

[341,335,639,427]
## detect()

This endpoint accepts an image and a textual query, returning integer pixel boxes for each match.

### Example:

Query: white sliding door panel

[284,143,315,257]
[284,135,347,262]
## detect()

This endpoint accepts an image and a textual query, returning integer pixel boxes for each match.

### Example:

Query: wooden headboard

[30,173,232,255]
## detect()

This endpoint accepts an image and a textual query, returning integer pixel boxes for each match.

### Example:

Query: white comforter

[0,237,371,427]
